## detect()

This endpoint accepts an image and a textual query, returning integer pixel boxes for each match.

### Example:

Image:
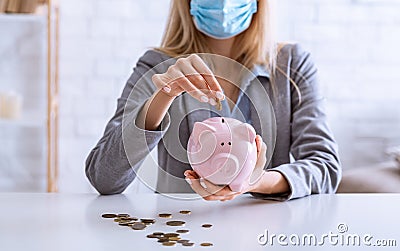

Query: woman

[85,0,341,201]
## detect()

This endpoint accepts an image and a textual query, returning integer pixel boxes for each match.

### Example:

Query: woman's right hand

[152,54,225,105]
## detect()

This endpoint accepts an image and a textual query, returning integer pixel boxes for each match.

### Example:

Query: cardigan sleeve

[252,44,342,201]
[85,50,171,195]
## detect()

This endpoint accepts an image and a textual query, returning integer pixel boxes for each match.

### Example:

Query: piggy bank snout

[210,153,240,178]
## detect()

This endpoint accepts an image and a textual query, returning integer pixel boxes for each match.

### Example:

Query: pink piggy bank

[187,117,257,192]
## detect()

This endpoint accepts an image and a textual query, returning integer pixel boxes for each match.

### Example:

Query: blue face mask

[190,0,258,40]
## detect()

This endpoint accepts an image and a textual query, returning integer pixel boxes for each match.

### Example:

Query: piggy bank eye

[228,142,231,145]
[221,142,224,146]
[222,118,225,123]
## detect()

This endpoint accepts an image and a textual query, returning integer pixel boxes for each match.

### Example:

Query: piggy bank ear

[188,122,217,165]
[232,123,256,142]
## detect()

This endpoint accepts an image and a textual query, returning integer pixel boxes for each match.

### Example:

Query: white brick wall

[275,0,400,168]
[1,0,400,192]
[58,0,170,193]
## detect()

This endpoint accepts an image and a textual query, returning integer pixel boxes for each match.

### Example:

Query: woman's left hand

[184,135,267,201]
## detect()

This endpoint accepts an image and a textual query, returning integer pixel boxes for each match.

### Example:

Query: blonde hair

[157,0,277,72]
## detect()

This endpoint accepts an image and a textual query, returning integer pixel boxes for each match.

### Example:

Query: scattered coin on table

[164,233,180,238]
[179,210,191,215]
[157,237,169,243]
[116,213,130,218]
[123,217,138,221]
[101,211,214,247]
[166,220,185,226]
[158,213,172,218]
[140,218,156,224]
[176,229,189,233]
[182,242,195,246]
[118,221,134,226]
[201,242,214,247]
[101,213,117,218]
[162,241,176,246]
[177,239,190,243]
[131,222,146,230]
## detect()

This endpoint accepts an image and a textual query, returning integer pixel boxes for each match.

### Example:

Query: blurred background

[0,0,399,193]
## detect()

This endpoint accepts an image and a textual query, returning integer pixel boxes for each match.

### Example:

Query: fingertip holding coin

[216,91,225,100]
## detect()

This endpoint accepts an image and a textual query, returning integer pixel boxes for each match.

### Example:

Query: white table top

[0,193,399,251]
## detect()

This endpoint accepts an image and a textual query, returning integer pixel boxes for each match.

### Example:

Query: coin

[162,242,176,246]
[216,99,222,111]
[177,239,190,243]
[182,242,194,246]
[114,218,134,223]
[169,237,181,241]
[166,220,185,226]
[176,229,189,234]
[179,210,191,215]
[121,217,138,221]
[153,232,164,236]
[158,213,172,218]
[201,224,213,228]
[164,233,180,238]
[158,237,169,243]
[117,214,130,217]
[101,213,117,218]
[131,222,146,230]
[118,221,134,226]
[140,218,156,224]
[200,242,213,247]
[146,234,159,238]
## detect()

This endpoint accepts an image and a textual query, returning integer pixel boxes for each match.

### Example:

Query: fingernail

[216,91,225,100]
[200,96,209,103]
[185,178,192,185]
[209,98,217,106]
[163,86,171,93]
[200,178,207,189]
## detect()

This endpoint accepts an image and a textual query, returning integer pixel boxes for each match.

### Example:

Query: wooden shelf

[0,0,59,192]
